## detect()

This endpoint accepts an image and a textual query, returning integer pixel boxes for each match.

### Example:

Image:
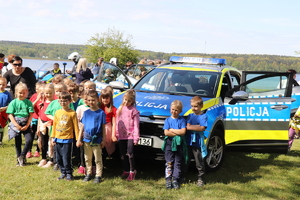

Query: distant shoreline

[22,57,70,61]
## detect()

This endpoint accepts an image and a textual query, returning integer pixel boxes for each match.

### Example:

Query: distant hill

[1,40,300,72]
[0,40,83,60]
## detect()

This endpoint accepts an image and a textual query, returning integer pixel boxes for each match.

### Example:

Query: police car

[113,56,297,171]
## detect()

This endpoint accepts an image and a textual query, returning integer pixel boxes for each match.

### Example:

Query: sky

[1,0,300,57]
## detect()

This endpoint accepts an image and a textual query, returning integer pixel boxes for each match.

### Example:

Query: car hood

[114,91,211,117]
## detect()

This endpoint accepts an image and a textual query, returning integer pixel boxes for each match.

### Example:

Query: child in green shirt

[6,83,34,166]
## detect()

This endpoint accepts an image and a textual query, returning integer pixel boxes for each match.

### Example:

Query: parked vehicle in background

[35,62,72,83]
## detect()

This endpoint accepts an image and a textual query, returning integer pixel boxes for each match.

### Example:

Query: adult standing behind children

[2,54,16,76]
[75,58,93,84]
[3,56,36,98]
[186,96,208,187]
[123,61,133,73]
[91,57,104,78]
[66,52,81,77]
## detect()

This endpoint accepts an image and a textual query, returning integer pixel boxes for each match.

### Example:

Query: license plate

[138,137,152,146]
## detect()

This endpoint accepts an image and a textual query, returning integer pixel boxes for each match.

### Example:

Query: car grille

[139,122,164,138]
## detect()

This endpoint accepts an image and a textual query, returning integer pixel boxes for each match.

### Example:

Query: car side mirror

[232,91,249,100]
[109,81,124,89]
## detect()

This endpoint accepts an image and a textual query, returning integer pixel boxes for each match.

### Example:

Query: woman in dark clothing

[75,58,93,84]
[3,56,36,98]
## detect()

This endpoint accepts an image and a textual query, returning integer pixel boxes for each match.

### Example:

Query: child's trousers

[84,142,103,177]
[119,139,135,172]
[188,146,205,179]
[15,130,33,158]
[164,139,183,182]
[56,142,72,175]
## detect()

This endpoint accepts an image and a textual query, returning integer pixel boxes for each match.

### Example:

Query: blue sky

[1,0,300,56]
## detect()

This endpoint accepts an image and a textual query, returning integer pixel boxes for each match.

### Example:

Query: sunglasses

[13,63,22,67]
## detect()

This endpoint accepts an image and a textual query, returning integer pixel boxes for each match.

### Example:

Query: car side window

[220,74,231,100]
[229,71,241,87]
[245,76,287,97]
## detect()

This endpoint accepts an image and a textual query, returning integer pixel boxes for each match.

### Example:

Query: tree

[84,27,139,68]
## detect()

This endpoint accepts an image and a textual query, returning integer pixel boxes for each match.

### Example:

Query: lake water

[22,58,75,72]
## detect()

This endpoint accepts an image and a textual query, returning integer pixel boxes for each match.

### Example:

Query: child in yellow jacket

[52,91,79,181]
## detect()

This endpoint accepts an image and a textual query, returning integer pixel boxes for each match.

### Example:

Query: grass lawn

[0,134,299,200]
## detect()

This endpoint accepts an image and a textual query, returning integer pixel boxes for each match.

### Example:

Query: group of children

[1,72,140,183]
[0,69,208,189]
[162,97,207,189]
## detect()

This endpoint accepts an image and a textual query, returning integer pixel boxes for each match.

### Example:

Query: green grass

[0,134,300,200]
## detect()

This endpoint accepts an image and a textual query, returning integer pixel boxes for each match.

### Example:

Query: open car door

[224,72,294,153]
[94,62,133,95]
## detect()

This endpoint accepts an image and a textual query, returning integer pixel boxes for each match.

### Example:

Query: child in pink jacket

[116,90,139,181]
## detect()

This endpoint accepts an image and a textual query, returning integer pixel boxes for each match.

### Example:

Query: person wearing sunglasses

[123,61,133,73]
[3,56,36,98]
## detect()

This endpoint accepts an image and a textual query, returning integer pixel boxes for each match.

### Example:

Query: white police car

[113,56,297,171]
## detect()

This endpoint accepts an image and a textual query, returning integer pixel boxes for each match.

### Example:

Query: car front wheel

[205,129,225,171]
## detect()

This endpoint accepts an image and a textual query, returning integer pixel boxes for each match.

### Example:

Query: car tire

[205,129,225,172]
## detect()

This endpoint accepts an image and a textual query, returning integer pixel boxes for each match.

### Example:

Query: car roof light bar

[169,56,226,66]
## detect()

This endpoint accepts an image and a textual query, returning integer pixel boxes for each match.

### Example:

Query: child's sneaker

[38,159,47,167]
[120,171,130,179]
[66,174,74,181]
[127,170,137,181]
[57,174,66,180]
[172,180,180,189]
[18,155,25,167]
[53,163,59,171]
[166,179,172,189]
[26,152,33,158]
[42,161,53,168]
[197,177,205,187]
[197,178,205,187]
[33,151,40,157]
[82,174,92,182]
[93,176,102,184]
[78,166,86,174]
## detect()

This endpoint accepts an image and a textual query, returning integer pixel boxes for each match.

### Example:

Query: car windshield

[134,68,220,97]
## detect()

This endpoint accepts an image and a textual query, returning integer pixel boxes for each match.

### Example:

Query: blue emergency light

[169,56,226,65]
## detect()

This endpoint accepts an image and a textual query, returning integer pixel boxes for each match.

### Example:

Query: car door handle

[270,105,288,110]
